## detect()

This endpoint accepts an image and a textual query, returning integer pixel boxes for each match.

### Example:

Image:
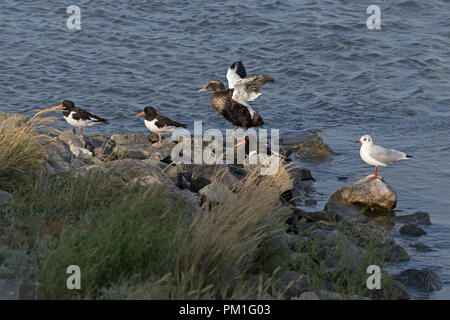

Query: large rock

[85,135,115,158]
[395,268,443,292]
[376,242,410,262]
[323,201,365,223]
[110,133,152,146]
[410,242,434,253]
[309,229,366,271]
[394,212,431,226]
[328,175,397,212]
[280,130,332,161]
[399,223,426,237]
[43,139,73,173]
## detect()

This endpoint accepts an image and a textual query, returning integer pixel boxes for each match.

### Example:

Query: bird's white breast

[360,145,386,167]
[144,119,176,134]
[64,112,95,128]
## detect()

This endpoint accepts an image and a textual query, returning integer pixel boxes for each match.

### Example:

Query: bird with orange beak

[52,100,108,135]
[135,106,186,147]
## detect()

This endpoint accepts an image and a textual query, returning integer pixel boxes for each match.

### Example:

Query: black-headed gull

[355,135,413,179]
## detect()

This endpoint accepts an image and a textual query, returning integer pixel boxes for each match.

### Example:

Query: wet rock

[110,133,152,146]
[377,242,410,262]
[395,268,443,292]
[410,242,434,252]
[199,182,235,203]
[280,131,332,161]
[394,211,431,226]
[0,279,35,300]
[294,208,339,223]
[399,223,426,237]
[323,201,365,223]
[0,190,12,204]
[328,175,397,213]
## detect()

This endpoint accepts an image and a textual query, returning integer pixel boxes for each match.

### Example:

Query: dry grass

[0,114,49,190]
[169,163,292,299]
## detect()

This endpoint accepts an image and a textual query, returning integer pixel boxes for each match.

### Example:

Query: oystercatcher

[198,61,274,144]
[53,100,108,135]
[355,135,413,179]
[135,106,187,147]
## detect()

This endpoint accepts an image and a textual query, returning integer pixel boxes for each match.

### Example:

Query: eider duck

[53,100,108,135]
[135,106,186,147]
[198,61,274,138]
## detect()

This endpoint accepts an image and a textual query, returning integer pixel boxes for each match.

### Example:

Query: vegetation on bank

[0,113,406,299]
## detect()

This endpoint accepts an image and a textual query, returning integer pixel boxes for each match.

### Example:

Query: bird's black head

[144,106,157,117]
[62,100,75,110]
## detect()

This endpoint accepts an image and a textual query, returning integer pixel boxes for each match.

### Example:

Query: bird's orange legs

[371,167,378,180]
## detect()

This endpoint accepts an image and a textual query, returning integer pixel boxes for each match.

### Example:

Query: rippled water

[0,0,449,299]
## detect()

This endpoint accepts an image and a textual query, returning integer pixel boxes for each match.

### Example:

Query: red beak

[355,140,361,143]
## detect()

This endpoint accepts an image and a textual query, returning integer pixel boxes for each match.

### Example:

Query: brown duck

[198,61,274,136]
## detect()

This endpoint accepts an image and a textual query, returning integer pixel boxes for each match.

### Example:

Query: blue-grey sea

[0,0,448,299]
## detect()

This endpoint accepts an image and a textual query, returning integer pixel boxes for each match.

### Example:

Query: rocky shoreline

[0,114,443,299]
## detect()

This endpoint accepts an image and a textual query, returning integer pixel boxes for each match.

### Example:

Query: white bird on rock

[355,134,413,179]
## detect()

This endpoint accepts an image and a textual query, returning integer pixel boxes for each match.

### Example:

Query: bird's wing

[232,76,274,106]
[77,108,107,122]
[156,114,186,128]
[226,61,247,89]
[368,145,407,164]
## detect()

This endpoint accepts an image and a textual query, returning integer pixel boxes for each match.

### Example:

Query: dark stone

[394,212,431,226]
[399,223,426,237]
[323,201,365,223]
[377,242,410,262]
[189,177,211,193]
[409,242,434,252]
[280,130,333,162]
[294,208,341,223]
[395,268,443,292]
